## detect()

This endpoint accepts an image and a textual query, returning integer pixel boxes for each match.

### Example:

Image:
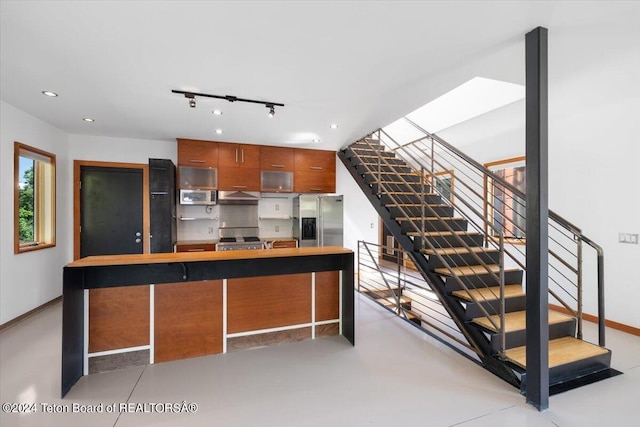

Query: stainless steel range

[216,190,265,251]
[216,236,265,251]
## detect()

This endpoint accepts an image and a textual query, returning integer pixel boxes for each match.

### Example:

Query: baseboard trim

[0,296,62,333]
[549,304,640,337]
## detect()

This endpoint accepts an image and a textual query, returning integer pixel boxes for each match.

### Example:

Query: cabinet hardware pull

[187,248,205,252]
[235,148,239,163]
[190,159,206,163]
[310,187,323,191]
[271,164,284,168]
[241,149,245,163]
[232,185,247,189]
[310,166,323,170]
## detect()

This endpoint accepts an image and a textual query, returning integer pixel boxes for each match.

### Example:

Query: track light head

[267,104,275,118]
[185,93,196,108]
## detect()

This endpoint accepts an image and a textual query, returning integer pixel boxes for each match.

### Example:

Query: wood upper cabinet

[294,148,336,193]
[294,148,335,172]
[177,139,218,167]
[218,142,260,169]
[260,146,294,171]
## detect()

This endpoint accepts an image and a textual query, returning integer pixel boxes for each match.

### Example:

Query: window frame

[483,156,526,245]
[14,142,56,254]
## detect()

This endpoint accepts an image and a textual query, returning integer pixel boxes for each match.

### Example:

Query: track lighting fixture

[172,90,284,116]
[185,93,196,108]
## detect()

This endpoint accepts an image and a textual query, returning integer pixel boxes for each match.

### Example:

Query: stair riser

[389,205,453,218]
[374,183,432,194]
[413,233,484,251]
[381,193,443,205]
[427,250,500,270]
[347,152,403,164]
[461,295,527,321]
[400,218,468,233]
[362,171,418,182]
[357,163,413,174]
[488,319,577,353]
[443,269,523,292]
[520,351,613,394]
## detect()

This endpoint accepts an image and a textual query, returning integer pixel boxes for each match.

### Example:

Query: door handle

[135,238,142,244]
[135,232,141,237]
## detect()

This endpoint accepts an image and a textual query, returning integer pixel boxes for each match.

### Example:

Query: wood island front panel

[154,280,223,363]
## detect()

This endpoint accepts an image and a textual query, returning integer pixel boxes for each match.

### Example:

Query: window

[484,156,526,243]
[434,170,455,203]
[14,142,56,253]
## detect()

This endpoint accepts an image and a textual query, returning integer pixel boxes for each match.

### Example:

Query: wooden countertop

[67,246,352,268]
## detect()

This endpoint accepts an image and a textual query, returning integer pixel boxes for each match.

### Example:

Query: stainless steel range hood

[217,190,260,205]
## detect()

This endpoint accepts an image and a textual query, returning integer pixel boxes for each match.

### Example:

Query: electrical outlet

[275,204,279,211]
[370,223,374,229]
[619,233,639,244]
[275,226,280,232]
[208,227,214,235]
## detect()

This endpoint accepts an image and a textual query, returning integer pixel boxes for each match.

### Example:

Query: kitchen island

[62,247,354,397]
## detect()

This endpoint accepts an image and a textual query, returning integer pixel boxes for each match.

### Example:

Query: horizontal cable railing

[368,118,605,347]
[357,240,481,362]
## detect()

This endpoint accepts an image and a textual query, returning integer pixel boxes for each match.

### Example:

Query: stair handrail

[380,118,605,347]
[350,138,509,344]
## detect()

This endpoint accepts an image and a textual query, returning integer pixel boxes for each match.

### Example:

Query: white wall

[436,26,640,327]
[336,157,379,253]
[0,101,71,324]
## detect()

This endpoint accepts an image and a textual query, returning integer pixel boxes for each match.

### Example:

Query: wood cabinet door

[261,146,294,171]
[177,139,218,167]
[218,143,260,169]
[176,243,216,252]
[218,167,260,191]
[294,148,336,172]
[293,170,336,193]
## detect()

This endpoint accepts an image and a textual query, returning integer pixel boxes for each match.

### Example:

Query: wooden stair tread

[386,203,450,207]
[396,216,464,221]
[433,264,520,277]
[378,296,411,306]
[452,284,524,302]
[407,230,480,237]
[505,337,609,369]
[472,310,575,333]
[423,247,492,256]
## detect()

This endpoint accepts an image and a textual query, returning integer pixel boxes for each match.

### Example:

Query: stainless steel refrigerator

[293,195,343,247]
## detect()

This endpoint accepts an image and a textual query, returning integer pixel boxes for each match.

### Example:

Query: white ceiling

[1,1,636,151]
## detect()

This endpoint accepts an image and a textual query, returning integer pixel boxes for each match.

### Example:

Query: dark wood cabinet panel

[154,280,223,363]
[227,273,312,333]
[293,170,336,193]
[218,142,260,169]
[176,243,216,252]
[177,139,218,167]
[294,148,336,172]
[218,167,260,191]
[315,271,340,321]
[88,286,150,353]
[271,239,297,249]
[261,146,294,171]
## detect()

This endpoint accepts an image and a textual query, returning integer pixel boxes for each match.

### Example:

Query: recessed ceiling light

[212,109,223,115]
[312,138,320,143]
[42,91,58,97]
[215,129,223,134]
[82,118,94,122]
[330,123,338,129]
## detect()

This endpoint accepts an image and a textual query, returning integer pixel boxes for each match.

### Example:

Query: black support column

[525,26,549,411]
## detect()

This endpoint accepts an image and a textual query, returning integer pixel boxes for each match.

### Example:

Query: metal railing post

[576,237,583,340]
[597,250,605,346]
[357,241,361,292]
[499,229,506,360]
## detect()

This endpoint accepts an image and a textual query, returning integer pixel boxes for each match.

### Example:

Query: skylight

[383,77,525,143]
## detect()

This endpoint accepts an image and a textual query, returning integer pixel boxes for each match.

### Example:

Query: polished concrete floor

[1,294,639,427]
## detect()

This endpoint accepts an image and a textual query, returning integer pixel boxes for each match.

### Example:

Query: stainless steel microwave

[179,189,217,205]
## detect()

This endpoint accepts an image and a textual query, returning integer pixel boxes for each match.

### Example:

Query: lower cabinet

[86,271,340,371]
[154,280,223,363]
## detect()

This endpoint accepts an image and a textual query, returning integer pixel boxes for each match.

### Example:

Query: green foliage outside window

[19,164,35,243]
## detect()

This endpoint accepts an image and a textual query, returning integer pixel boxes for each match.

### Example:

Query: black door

[80,166,144,257]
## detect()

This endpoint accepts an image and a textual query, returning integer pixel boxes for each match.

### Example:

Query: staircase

[339,125,618,394]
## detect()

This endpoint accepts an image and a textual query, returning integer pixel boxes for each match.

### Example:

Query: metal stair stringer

[338,148,520,387]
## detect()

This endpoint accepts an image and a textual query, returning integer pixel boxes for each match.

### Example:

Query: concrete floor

[1,293,639,427]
